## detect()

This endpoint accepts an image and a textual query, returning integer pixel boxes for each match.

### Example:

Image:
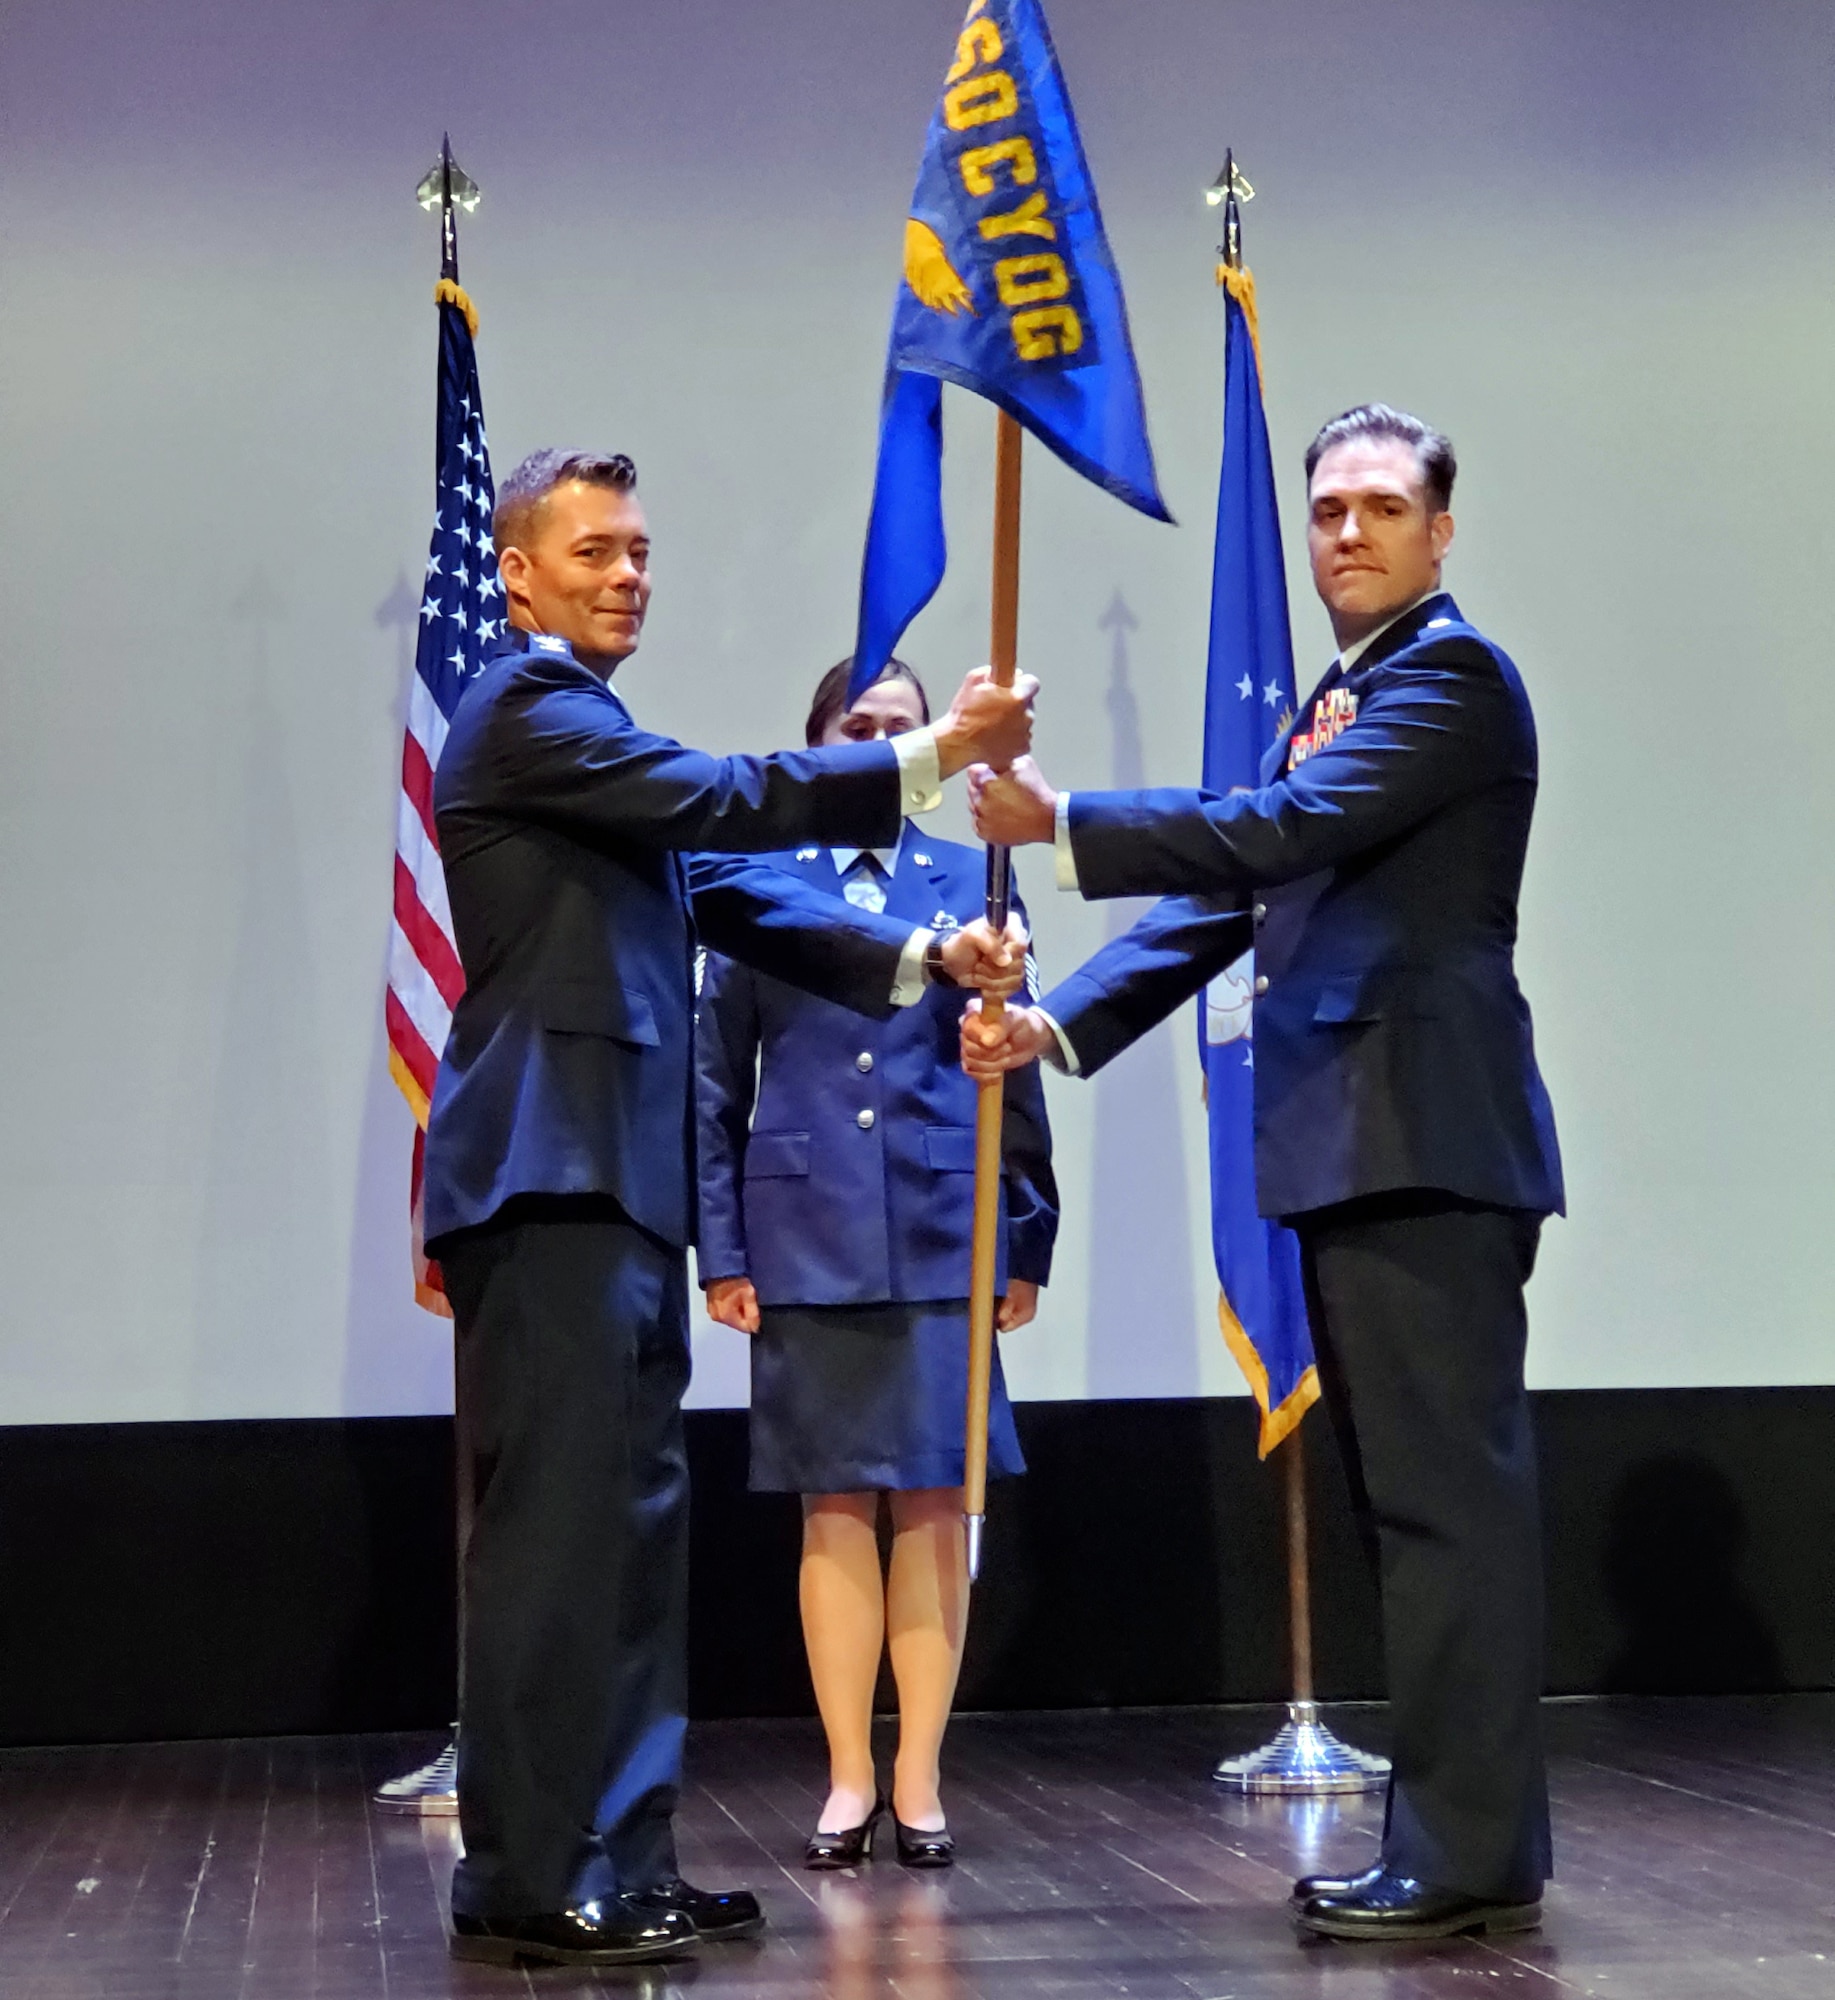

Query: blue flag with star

[850,0,1169,700]
[1200,270,1317,1457]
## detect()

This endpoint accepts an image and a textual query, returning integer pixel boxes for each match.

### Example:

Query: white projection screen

[1,0,1829,1422]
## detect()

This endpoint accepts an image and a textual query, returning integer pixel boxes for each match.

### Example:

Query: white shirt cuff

[1037,1008,1080,1075]
[1054,791,1080,891]
[891,927,931,1007]
[893,728,943,816]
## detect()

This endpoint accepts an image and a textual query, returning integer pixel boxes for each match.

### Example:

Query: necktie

[843,855,888,915]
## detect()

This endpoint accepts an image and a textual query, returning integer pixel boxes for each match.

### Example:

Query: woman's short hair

[804,657,931,747]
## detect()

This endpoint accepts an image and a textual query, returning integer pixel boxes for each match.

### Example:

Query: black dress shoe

[805,1796,885,1870]
[1298,1869,1541,1941]
[449,1898,698,1966]
[629,1876,766,1941]
[1291,1861,1385,1904]
[893,1815,956,1868]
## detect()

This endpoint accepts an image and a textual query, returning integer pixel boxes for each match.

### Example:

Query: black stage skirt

[748,1299,1027,1495]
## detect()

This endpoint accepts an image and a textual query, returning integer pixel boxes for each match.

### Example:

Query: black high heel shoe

[804,1794,885,1870]
[893,1815,956,1869]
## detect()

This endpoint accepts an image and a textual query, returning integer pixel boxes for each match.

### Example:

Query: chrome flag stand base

[1212,1702,1390,1796]
[374,1735,459,1815]
[965,1512,986,1585]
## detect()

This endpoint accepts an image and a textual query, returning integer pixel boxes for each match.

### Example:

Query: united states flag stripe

[384,283,506,1311]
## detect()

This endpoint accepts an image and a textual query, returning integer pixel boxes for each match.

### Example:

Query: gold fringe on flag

[1216,262,1264,388]
[434,277,478,336]
[1218,1286,1320,1459]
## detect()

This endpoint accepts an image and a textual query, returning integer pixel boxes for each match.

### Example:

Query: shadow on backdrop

[1605,1453,1784,1693]
[1083,591,1198,1397]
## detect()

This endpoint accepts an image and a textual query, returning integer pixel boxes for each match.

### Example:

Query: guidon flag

[851,0,1170,700]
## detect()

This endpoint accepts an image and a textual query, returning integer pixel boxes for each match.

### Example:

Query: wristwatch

[923,933,959,988]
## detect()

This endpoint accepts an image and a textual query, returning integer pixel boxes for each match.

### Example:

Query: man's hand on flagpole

[997,1278,1039,1333]
[961,996,1055,1078]
[938,914,1029,996]
[703,1277,761,1334]
[968,755,1058,845]
[936,667,1038,778]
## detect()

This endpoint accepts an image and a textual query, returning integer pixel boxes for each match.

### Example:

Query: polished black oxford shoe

[1291,1860,1385,1905]
[1298,1869,1541,1941]
[806,1796,886,1870]
[449,1898,697,1965]
[628,1876,766,1942]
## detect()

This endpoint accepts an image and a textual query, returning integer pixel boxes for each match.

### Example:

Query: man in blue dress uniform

[424,450,1034,1968]
[965,407,1564,1942]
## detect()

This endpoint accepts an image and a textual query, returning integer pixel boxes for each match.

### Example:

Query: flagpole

[963,409,1023,1585]
[1199,152,1388,1797]
[373,134,483,1817]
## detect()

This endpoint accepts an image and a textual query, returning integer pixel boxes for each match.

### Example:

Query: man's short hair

[492,449,638,555]
[804,657,930,746]
[1304,404,1456,514]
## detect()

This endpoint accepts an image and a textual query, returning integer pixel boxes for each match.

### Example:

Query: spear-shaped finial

[1204,149,1255,269]
[416,133,482,283]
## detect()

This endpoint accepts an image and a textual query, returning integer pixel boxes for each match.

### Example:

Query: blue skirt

[748,1298,1027,1495]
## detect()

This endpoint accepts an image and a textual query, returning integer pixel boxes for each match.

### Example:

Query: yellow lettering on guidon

[944,70,1019,130]
[1011,306,1084,360]
[945,17,1003,83]
[958,136,1038,197]
[994,253,1070,307]
[979,191,1056,243]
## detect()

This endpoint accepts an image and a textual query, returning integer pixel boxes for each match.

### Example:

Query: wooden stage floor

[1,1698,1831,1999]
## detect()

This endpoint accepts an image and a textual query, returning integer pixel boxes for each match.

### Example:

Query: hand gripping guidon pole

[963,410,1023,1585]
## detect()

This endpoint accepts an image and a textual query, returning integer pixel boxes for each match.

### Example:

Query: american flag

[387,280,504,1310]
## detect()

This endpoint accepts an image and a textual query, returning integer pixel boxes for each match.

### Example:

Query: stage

[1,1698,1829,1999]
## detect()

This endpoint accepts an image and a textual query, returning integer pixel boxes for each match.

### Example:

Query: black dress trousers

[1294,1190,1552,1902]
[440,1205,691,1920]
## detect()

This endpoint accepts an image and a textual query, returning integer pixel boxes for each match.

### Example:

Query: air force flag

[850,0,1169,699]
[1202,268,1319,1457]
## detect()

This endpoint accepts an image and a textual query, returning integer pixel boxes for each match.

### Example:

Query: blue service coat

[696,832,1057,1306]
[1044,593,1565,1221]
[424,635,928,1251]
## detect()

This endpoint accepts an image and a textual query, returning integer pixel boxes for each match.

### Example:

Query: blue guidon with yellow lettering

[904,0,1101,372]
[851,0,1169,696]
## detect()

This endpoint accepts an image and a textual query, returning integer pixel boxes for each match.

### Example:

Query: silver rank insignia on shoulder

[530,634,571,656]
[912,853,933,868]
[931,910,961,933]
[795,847,819,862]
[1425,617,1452,628]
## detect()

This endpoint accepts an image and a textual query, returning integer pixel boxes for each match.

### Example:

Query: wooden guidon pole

[963,410,1024,1584]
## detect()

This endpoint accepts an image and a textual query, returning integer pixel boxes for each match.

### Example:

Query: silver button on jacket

[856,1108,876,1130]
[856,1052,874,1073]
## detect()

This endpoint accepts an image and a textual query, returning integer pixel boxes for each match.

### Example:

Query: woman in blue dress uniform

[696,660,1057,1869]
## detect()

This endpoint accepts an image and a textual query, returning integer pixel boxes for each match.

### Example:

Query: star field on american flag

[387,289,503,1312]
